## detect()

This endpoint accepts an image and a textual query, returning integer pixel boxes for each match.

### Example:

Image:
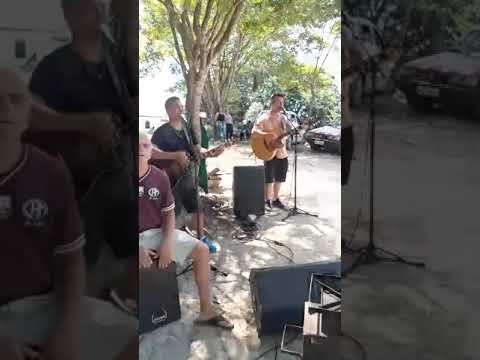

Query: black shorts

[341,126,354,186]
[173,173,201,215]
[264,157,289,184]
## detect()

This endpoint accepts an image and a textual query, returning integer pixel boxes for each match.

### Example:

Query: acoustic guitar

[150,140,236,188]
[251,131,293,161]
[22,129,120,201]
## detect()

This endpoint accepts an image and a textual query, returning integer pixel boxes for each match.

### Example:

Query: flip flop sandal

[195,314,234,330]
[109,288,138,317]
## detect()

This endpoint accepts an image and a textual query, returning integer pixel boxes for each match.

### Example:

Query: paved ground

[138,95,480,359]
[342,95,480,359]
[140,142,341,359]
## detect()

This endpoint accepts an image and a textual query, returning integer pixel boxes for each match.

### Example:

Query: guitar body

[22,130,106,197]
[149,158,183,187]
[150,140,236,188]
[251,133,281,161]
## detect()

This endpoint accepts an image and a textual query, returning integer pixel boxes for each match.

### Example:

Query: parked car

[305,125,340,154]
[395,30,480,116]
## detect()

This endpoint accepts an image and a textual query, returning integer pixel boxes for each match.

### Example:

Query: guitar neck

[202,140,234,158]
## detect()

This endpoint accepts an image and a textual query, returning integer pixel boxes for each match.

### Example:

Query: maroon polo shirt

[138,166,175,233]
[0,145,85,305]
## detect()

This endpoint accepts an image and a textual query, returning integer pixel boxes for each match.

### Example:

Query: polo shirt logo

[22,198,48,226]
[148,187,160,200]
[0,196,12,220]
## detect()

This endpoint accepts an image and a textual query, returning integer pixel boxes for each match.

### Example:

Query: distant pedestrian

[225,111,234,141]
[215,112,226,141]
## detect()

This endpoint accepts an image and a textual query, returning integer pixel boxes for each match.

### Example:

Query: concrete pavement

[342,96,480,359]
[140,142,341,359]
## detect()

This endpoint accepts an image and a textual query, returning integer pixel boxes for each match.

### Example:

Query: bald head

[139,132,152,170]
[0,68,31,139]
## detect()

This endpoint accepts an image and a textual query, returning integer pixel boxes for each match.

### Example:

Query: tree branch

[169,18,188,78]
[201,0,215,32]
[211,1,245,60]
[206,5,223,47]
[193,0,203,37]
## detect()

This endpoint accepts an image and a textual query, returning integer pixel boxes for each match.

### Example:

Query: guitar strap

[181,120,194,153]
[101,33,137,191]
[102,34,136,132]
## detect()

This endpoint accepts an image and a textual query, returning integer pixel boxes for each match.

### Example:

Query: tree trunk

[185,70,208,144]
[160,0,246,142]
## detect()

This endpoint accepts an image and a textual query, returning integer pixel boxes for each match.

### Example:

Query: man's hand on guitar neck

[31,101,117,151]
[200,145,225,159]
[151,148,190,169]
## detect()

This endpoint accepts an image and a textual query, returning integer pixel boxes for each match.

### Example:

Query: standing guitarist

[151,97,224,242]
[251,93,291,210]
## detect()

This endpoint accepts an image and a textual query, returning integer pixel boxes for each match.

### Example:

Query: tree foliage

[141,0,341,133]
[343,0,480,55]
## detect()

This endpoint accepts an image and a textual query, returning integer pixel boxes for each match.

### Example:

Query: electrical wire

[176,262,193,277]
[253,332,302,360]
[341,332,368,360]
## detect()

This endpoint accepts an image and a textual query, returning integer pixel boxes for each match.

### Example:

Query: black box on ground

[233,166,265,219]
[139,262,181,335]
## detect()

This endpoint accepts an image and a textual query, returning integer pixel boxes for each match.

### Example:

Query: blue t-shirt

[151,121,198,155]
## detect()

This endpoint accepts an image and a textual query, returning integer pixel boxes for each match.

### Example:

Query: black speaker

[233,166,265,219]
[249,261,340,335]
[139,262,181,335]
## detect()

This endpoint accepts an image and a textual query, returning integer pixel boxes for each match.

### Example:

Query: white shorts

[0,294,137,360]
[139,229,200,265]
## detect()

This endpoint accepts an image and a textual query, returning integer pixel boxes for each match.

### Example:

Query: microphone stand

[187,114,229,277]
[342,48,425,277]
[281,109,319,222]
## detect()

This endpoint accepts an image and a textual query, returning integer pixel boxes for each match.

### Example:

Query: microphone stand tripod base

[342,242,425,277]
[282,207,318,222]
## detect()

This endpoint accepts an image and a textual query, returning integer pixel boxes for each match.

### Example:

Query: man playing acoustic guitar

[151,97,224,242]
[251,93,292,210]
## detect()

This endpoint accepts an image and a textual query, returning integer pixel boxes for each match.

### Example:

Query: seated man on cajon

[138,132,233,329]
[0,68,136,360]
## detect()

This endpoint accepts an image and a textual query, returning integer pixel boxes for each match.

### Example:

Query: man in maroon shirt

[0,68,136,359]
[139,132,233,329]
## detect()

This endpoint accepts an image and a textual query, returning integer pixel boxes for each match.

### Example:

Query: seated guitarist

[29,0,138,313]
[251,93,292,210]
[150,97,224,242]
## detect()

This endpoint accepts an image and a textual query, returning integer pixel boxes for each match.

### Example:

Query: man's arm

[30,100,116,148]
[52,250,86,327]
[151,146,189,161]
[160,209,175,255]
[45,161,87,360]
[44,250,85,360]
[157,171,176,269]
